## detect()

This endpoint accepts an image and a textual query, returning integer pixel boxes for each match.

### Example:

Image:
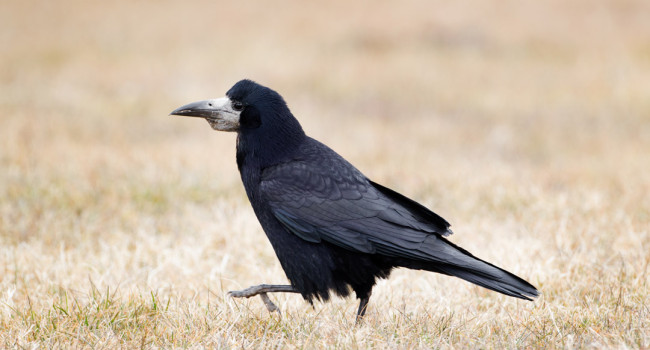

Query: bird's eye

[232,101,244,111]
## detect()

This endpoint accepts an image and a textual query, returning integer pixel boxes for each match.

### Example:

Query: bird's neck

[235,127,306,172]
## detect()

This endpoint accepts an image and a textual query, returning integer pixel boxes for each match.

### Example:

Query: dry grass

[1,0,649,348]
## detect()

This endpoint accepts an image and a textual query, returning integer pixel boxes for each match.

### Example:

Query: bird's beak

[170,99,220,119]
[170,97,240,132]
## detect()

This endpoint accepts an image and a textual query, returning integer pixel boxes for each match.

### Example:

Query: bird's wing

[260,156,453,259]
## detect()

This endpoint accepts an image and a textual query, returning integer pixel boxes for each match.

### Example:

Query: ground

[1,0,649,348]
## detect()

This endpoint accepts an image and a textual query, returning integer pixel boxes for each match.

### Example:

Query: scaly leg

[229,284,299,314]
[356,296,371,323]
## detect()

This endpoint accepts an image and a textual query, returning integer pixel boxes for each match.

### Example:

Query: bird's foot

[259,293,280,314]
[229,284,299,314]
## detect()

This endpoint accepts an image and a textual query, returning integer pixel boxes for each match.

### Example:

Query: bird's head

[172,80,306,166]
[171,79,301,134]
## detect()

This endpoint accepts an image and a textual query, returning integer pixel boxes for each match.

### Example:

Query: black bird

[171,80,538,321]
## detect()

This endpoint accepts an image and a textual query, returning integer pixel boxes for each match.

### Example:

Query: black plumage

[171,79,538,321]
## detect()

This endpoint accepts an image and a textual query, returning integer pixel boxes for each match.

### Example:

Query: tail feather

[408,235,539,300]
[434,262,539,300]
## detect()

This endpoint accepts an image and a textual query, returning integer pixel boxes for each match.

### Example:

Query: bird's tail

[405,236,539,300]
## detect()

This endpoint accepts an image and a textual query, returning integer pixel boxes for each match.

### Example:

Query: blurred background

[1,0,649,347]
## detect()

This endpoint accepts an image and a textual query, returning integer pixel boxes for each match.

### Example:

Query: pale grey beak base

[170,97,240,132]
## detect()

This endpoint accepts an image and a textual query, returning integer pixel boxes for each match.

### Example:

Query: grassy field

[1,0,649,348]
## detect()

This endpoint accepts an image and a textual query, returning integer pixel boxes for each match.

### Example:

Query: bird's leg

[355,295,371,324]
[229,284,299,314]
